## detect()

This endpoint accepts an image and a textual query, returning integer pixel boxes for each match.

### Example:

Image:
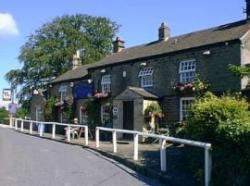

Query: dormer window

[179,60,196,83]
[101,74,111,93]
[138,67,153,88]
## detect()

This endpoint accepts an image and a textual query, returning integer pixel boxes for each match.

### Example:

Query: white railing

[10,118,212,186]
[12,118,88,145]
[96,127,212,186]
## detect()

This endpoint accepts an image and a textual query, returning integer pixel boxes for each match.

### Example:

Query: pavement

[0,128,164,186]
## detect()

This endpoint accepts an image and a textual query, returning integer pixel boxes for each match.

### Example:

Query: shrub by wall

[0,107,9,124]
[184,92,250,186]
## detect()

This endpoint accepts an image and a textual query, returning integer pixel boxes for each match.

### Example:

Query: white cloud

[0,13,19,37]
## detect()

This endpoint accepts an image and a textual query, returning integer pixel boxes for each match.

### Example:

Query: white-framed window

[179,60,196,83]
[180,97,195,121]
[79,109,88,125]
[59,85,67,102]
[101,74,111,93]
[138,67,153,87]
[35,106,42,121]
[101,104,111,124]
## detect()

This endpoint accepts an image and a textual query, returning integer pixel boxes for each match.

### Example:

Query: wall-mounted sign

[112,107,118,115]
[2,89,12,101]
[73,82,93,99]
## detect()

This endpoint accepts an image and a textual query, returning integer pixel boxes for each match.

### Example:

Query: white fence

[11,118,88,145]
[96,127,212,186]
[10,118,212,186]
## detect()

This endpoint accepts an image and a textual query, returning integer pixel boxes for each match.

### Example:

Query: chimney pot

[72,50,81,70]
[113,37,125,53]
[158,22,171,41]
[246,0,250,20]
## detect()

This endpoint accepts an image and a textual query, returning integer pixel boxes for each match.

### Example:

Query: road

[0,128,163,186]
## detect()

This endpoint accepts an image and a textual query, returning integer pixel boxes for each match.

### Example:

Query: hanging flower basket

[80,105,87,112]
[93,92,110,99]
[173,82,195,94]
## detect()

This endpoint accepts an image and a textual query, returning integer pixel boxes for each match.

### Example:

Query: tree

[5,14,119,101]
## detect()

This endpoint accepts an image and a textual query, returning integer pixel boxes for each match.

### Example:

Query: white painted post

[52,124,56,139]
[39,123,43,137]
[160,139,167,172]
[9,115,13,128]
[67,126,71,142]
[21,120,24,132]
[29,122,33,134]
[85,126,88,145]
[15,119,18,130]
[205,147,212,186]
[96,128,100,148]
[112,131,117,153]
[133,133,139,161]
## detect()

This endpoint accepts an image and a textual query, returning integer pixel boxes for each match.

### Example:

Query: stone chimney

[72,50,81,70]
[113,37,125,53]
[246,0,250,20]
[158,22,171,41]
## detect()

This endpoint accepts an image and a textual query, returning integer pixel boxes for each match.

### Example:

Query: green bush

[184,92,250,186]
[0,107,9,123]
[144,103,162,115]
[44,97,57,121]
[16,99,30,118]
[16,107,29,118]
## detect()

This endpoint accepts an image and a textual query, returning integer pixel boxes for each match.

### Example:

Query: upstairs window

[101,74,111,93]
[59,85,67,102]
[179,60,196,83]
[138,67,153,88]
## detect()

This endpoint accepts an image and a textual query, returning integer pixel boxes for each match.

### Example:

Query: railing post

[112,131,117,153]
[67,126,71,142]
[133,133,139,160]
[39,123,43,137]
[9,116,13,128]
[160,139,167,172]
[96,128,100,148]
[85,126,88,145]
[205,147,212,186]
[15,119,18,130]
[21,120,24,132]
[52,124,56,139]
[29,122,33,134]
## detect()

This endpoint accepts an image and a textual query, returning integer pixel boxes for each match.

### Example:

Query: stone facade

[30,93,46,121]
[89,40,243,129]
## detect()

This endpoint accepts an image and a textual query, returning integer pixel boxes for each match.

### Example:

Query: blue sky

[0,0,246,107]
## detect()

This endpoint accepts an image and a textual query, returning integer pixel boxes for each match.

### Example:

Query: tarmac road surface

[0,128,163,186]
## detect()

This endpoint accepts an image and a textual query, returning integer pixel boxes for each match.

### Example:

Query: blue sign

[73,82,93,99]
[8,103,18,114]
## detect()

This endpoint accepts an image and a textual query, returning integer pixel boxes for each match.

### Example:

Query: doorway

[123,101,134,139]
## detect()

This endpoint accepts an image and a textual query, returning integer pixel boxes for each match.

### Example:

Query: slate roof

[128,86,158,99]
[89,20,250,69]
[51,64,92,84]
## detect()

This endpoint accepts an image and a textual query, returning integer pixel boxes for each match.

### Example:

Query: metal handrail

[12,118,88,145]
[96,126,212,186]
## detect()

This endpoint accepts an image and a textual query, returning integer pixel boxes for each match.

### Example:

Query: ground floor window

[101,103,112,126]
[35,106,42,121]
[180,97,195,121]
[79,109,88,125]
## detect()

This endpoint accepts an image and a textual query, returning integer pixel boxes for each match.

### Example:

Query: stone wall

[91,41,242,99]
[30,94,46,121]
